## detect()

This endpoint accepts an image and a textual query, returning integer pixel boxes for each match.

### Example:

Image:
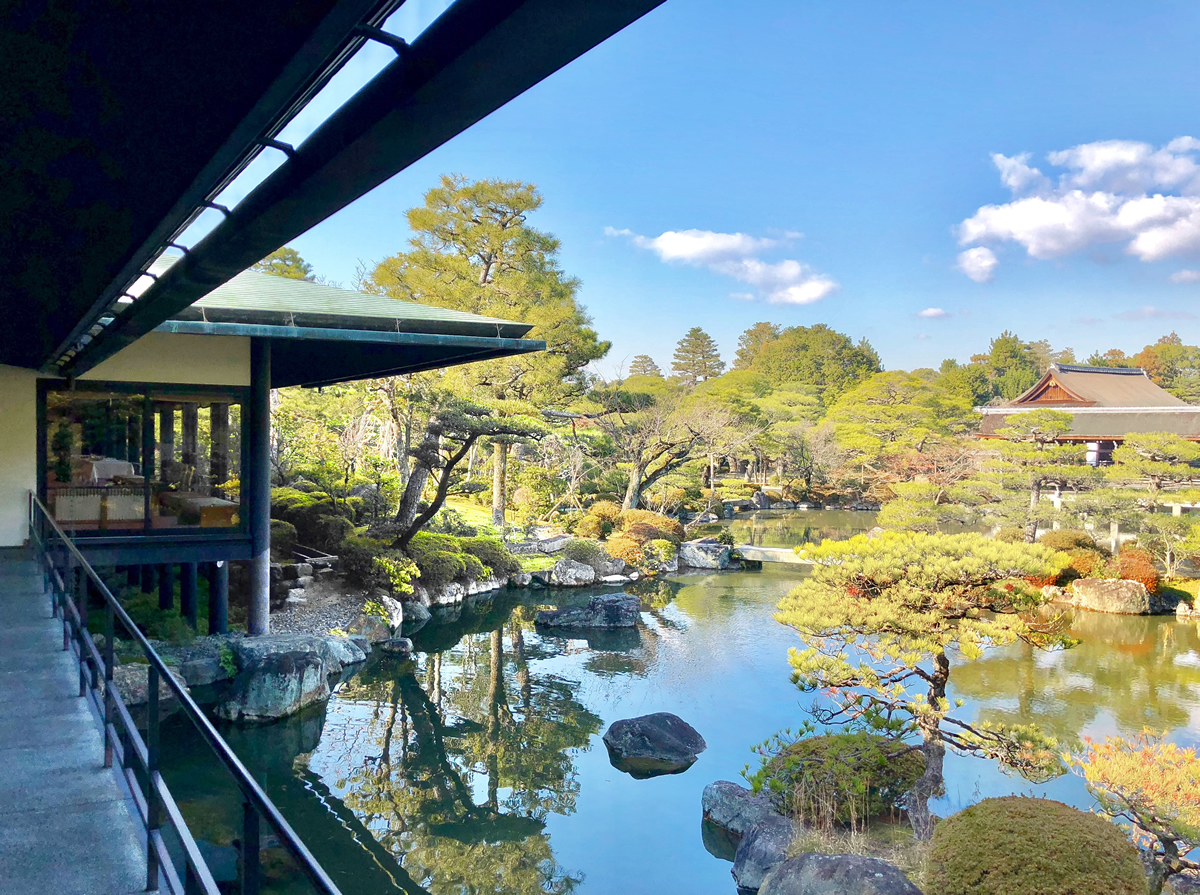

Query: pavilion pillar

[247,338,272,636]
[207,562,228,635]
[157,563,174,611]
[181,404,199,481]
[126,565,139,587]
[158,403,176,480]
[210,403,230,495]
[180,563,198,628]
[140,564,155,594]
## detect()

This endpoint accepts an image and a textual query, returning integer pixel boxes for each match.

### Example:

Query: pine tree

[252,247,314,280]
[733,322,781,370]
[671,327,725,386]
[628,354,662,377]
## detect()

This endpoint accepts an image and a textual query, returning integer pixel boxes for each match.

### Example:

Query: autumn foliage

[1066,730,1200,894]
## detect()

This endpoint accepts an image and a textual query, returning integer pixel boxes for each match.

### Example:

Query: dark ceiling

[0,0,385,368]
[0,0,664,375]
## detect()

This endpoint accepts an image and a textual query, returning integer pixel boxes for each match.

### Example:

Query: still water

[159,512,1200,894]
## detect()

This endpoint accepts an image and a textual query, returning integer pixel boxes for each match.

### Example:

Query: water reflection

[952,612,1200,743]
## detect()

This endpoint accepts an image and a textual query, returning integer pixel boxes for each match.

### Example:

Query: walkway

[0,549,147,894]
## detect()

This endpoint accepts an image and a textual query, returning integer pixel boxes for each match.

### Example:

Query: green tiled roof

[151,254,531,339]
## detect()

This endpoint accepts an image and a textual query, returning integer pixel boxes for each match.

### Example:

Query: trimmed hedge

[1039,529,1105,553]
[561,539,610,572]
[927,796,1148,895]
[1118,547,1159,594]
[460,537,521,578]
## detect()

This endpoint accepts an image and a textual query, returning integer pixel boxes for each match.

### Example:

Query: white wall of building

[82,333,250,386]
[0,366,39,547]
[0,333,251,546]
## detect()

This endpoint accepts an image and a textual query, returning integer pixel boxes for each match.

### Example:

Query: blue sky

[193,0,1200,377]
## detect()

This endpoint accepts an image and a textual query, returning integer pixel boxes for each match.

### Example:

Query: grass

[518,554,556,572]
[788,823,931,890]
[1160,577,1199,607]
[442,498,501,536]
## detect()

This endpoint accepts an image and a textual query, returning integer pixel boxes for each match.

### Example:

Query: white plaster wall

[82,333,250,386]
[0,366,38,546]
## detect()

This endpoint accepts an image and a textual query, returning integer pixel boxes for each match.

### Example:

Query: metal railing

[28,493,341,895]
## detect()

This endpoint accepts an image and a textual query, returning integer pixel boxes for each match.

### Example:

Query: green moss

[927,796,1148,895]
[460,537,520,578]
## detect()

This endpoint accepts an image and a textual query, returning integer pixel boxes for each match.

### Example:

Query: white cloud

[956,247,999,282]
[956,138,1200,278]
[918,307,949,318]
[608,227,838,305]
[1170,269,1200,283]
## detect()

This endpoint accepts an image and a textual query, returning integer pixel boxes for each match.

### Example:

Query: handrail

[28,492,341,895]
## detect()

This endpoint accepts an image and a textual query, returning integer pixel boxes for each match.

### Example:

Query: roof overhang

[44,0,665,377]
[156,320,545,388]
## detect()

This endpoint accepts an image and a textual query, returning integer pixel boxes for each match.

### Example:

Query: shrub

[1039,529,1102,553]
[617,508,685,542]
[459,552,486,582]
[313,515,354,551]
[1063,547,1106,581]
[405,532,467,589]
[716,529,736,547]
[460,537,520,578]
[575,515,611,540]
[927,796,1148,895]
[561,539,610,572]
[270,487,354,548]
[643,539,676,565]
[1118,546,1160,593]
[270,519,297,558]
[339,537,391,589]
[605,536,645,567]
[995,527,1026,543]
[587,500,623,524]
[749,732,924,830]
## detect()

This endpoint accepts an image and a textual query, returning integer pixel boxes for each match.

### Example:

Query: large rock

[752,491,771,509]
[602,711,707,778]
[401,599,431,635]
[113,664,190,726]
[1179,600,1200,620]
[596,557,628,577]
[1067,578,1151,614]
[702,781,777,841]
[733,815,794,892]
[679,537,732,570]
[536,594,640,629]
[217,634,366,722]
[550,559,597,587]
[538,534,572,554]
[509,571,533,588]
[149,633,241,687]
[759,854,921,895]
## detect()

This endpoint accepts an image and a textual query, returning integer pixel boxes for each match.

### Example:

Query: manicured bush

[312,515,354,551]
[716,529,736,547]
[460,537,520,578]
[617,508,685,542]
[404,532,467,589]
[604,536,645,567]
[1039,529,1103,553]
[1062,547,1106,581]
[748,732,924,830]
[1119,546,1160,593]
[270,487,354,548]
[338,537,391,589]
[927,796,1148,895]
[270,519,297,558]
[587,500,623,524]
[575,514,612,540]
[995,527,1026,543]
[561,539,610,572]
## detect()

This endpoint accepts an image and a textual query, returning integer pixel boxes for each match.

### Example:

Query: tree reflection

[321,607,603,895]
[952,614,1200,745]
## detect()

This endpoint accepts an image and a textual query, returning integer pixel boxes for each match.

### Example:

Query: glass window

[43,385,245,536]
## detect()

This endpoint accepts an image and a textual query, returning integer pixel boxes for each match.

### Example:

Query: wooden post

[208,562,228,635]
[180,562,198,629]
[181,404,199,480]
[157,563,174,611]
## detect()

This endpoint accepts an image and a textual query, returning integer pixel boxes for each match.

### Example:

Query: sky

[187,0,1200,377]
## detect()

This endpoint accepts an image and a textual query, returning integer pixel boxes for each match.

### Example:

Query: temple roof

[1006,364,1187,408]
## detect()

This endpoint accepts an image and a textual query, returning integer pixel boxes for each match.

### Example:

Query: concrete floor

[0,551,148,894]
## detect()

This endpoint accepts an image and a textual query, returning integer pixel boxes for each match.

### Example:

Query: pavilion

[978,363,1200,463]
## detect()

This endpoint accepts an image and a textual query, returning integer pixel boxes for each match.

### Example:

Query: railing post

[103,597,115,769]
[242,801,260,895]
[75,564,87,697]
[146,663,161,892]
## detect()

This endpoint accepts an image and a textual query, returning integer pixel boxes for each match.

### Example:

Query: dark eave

[1,0,408,370]
[155,320,545,388]
[59,0,665,376]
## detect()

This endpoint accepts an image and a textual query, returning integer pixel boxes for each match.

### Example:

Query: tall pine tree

[671,327,724,386]
[628,354,662,377]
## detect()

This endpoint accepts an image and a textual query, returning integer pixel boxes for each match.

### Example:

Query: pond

[158,513,1200,894]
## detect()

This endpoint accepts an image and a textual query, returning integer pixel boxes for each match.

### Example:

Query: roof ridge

[1053,363,1146,375]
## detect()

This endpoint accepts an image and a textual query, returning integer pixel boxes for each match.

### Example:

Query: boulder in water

[702,780,777,841]
[536,594,640,628]
[733,815,794,892]
[759,854,921,895]
[602,711,706,778]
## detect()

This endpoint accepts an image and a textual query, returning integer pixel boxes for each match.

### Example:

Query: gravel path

[270,576,368,636]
